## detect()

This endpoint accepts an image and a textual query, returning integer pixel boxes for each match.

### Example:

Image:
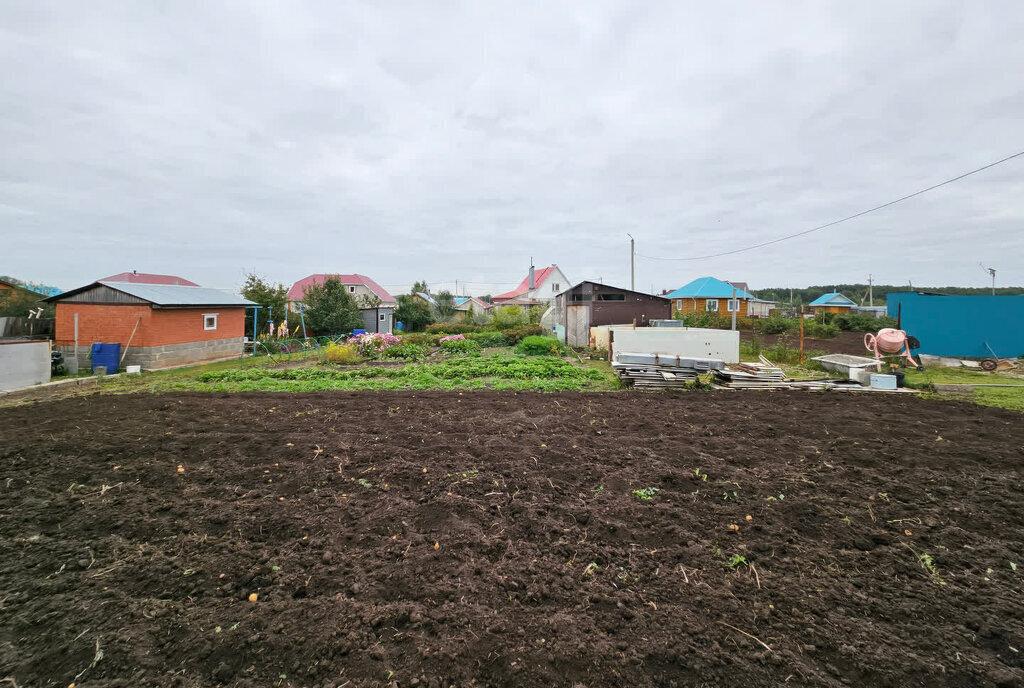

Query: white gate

[566,305,590,347]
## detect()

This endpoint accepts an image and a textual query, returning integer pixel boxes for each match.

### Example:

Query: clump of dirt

[1,391,1022,687]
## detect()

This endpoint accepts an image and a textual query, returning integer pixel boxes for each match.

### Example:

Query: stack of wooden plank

[713,368,791,388]
[712,358,786,388]
[612,352,725,388]
[736,361,785,379]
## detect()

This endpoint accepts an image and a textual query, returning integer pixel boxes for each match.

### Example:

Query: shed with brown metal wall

[556,281,671,346]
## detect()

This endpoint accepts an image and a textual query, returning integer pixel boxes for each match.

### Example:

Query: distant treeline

[751,284,1024,306]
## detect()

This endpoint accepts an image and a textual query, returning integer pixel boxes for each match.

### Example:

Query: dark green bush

[672,311,729,329]
[381,343,429,361]
[467,331,508,347]
[832,313,897,332]
[516,335,564,356]
[439,338,482,355]
[400,333,440,347]
[754,315,795,334]
[500,326,544,345]
[426,323,483,335]
[803,320,839,338]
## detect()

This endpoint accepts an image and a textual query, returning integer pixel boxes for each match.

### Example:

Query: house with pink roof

[100,271,199,286]
[286,274,396,312]
[491,264,570,305]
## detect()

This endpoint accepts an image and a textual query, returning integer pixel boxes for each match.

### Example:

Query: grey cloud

[2,1,1023,295]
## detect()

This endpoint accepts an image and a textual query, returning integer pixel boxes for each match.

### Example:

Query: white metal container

[126,365,142,375]
[869,373,897,390]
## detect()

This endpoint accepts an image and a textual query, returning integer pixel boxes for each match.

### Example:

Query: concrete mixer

[864,328,922,370]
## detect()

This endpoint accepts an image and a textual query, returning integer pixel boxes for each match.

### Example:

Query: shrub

[672,311,729,329]
[440,337,483,355]
[426,323,482,335]
[381,343,429,361]
[803,320,839,338]
[401,333,440,347]
[754,315,795,335]
[350,332,402,359]
[516,335,564,356]
[500,325,544,345]
[468,331,510,347]
[833,313,898,332]
[492,305,531,328]
[325,342,360,364]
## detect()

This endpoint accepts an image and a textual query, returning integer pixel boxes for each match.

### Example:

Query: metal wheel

[980,358,998,372]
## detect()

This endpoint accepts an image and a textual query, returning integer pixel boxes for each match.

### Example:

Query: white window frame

[705,299,719,312]
[677,299,682,310]
[203,313,218,330]
[348,285,356,293]
[379,313,386,321]
[727,299,739,312]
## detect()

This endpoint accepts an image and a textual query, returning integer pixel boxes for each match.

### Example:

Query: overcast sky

[2,1,1023,296]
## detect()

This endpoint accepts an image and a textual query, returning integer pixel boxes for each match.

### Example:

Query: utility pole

[626,234,635,291]
[868,274,873,306]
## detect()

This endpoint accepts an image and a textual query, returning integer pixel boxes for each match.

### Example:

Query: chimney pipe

[528,262,535,290]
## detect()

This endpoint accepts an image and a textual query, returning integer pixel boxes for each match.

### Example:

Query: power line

[637,149,1024,262]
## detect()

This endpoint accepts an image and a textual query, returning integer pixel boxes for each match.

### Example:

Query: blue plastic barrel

[353,329,367,336]
[395,321,404,332]
[90,343,121,374]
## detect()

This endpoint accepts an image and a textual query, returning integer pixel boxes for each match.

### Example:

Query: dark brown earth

[1,391,1023,688]
[740,329,869,356]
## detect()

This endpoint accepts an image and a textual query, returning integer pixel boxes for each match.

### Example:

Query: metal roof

[286,273,396,303]
[809,292,856,307]
[555,280,670,300]
[664,277,759,300]
[100,271,200,286]
[47,281,254,307]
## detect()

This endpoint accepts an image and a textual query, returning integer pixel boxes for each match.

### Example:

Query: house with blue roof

[663,277,776,318]
[808,292,856,315]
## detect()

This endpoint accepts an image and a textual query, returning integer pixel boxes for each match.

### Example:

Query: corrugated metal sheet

[58,284,149,304]
[887,292,1024,357]
[49,282,255,307]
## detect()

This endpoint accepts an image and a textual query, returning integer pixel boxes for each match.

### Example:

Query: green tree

[411,280,429,295]
[0,288,51,317]
[395,293,433,331]
[433,290,456,320]
[241,273,288,335]
[492,305,529,328]
[302,277,364,335]
[479,294,493,304]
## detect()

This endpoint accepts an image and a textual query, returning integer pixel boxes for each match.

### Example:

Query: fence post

[799,317,804,364]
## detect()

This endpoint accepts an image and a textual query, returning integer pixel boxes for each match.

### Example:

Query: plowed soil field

[1,391,1022,688]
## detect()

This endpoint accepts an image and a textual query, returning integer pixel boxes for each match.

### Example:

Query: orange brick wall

[55,304,245,347]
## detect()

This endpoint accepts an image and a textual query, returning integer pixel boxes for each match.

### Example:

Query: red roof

[492,266,557,301]
[286,274,395,304]
[100,272,199,286]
